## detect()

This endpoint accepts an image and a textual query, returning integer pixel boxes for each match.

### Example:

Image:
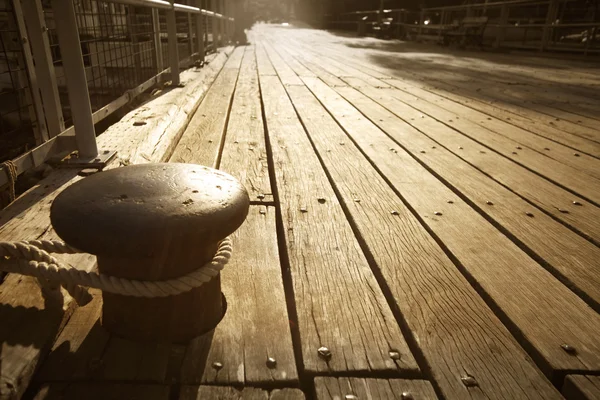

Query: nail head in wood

[212,361,223,370]
[572,201,582,206]
[434,211,443,216]
[561,344,577,354]
[401,393,413,400]
[318,346,332,360]
[389,350,401,360]
[461,375,478,387]
[344,395,358,400]
[266,357,277,368]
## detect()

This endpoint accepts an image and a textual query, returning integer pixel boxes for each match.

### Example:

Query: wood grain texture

[563,375,600,400]
[287,77,600,380]
[383,83,600,178]
[33,383,169,400]
[322,84,600,308]
[180,206,298,385]
[0,47,235,400]
[314,377,438,400]
[257,72,418,374]
[219,46,273,204]
[180,386,304,400]
[169,47,244,167]
[278,81,560,399]
[341,79,600,243]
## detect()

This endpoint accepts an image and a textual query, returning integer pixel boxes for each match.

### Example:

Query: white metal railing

[0,0,234,193]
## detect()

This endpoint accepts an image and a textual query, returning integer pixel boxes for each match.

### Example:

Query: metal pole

[22,0,65,138]
[195,0,205,61]
[541,0,558,51]
[211,0,219,48]
[496,3,508,48]
[187,13,194,56]
[167,0,180,85]
[50,0,98,157]
[152,8,164,73]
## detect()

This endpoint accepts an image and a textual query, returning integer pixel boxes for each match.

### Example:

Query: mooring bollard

[50,163,249,342]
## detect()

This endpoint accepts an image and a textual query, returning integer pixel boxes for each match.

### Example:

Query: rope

[1,160,18,203]
[0,238,232,306]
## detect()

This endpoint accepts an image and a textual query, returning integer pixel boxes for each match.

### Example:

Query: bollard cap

[51,163,249,257]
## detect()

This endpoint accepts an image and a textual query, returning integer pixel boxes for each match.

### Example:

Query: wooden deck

[1,25,600,400]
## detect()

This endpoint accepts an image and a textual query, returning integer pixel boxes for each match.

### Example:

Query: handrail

[0,0,236,194]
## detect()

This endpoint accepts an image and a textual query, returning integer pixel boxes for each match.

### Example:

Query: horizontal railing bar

[99,0,233,19]
[0,48,210,189]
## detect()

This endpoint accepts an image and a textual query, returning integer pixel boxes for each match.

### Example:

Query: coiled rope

[1,160,18,203]
[0,238,232,305]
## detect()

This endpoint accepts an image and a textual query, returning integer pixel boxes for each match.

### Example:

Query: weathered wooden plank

[398,79,600,152]
[314,377,438,400]
[350,81,600,203]
[260,42,303,86]
[0,48,234,400]
[169,47,244,167]
[180,206,298,385]
[291,76,600,380]
[382,83,600,180]
[272,30,600,144]
[180,386,304,400]
[33,383,169,400]
[257,74,418,374]
[34,211,296,385]
[306,82,600,309]
[35,290,108,381]
[340,80,600,243]
[218,46,273,204]
[563,375,600,400]
[279,82,561,398]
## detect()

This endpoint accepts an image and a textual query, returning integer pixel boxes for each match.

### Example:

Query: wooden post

[167,1,180,85]
[195,0,205,62]
[22,0,64,138]
[151,8,164,73]
[541,0,559,51]
[50,0,98,157]
[51,164,250,342]
[495,3,509,48]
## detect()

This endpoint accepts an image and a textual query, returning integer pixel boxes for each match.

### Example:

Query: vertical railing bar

[11,0,49,144]
[151,8,164,72]
[50,0,98,157]
[22,0,65,138]
[211,0,219,48]
[166,0,180,85]
[195,0,204,62]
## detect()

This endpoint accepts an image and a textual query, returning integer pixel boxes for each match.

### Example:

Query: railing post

[541,0,559,52]
[11,0,49,145]
[50,0,98,157]
[22,0,65,138]
[211,0,219,48]
[195,0,205,62]
[128,6,142,84]
[495,3,508,48]
[187,12,194,56]
[152,8,164,73]
[167,1,180,86]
